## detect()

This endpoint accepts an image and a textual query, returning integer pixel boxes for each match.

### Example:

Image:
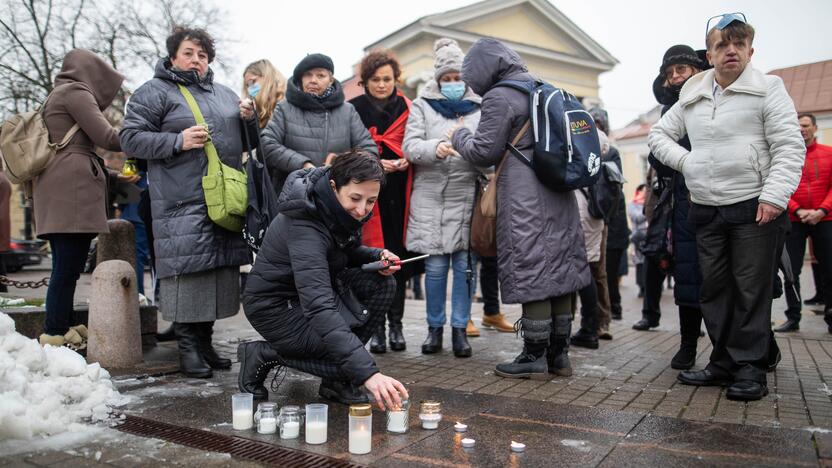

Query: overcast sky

[218,0,832,129]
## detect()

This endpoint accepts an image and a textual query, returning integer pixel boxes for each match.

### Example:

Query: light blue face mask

[440,82,465,101]
[247,83,261,98]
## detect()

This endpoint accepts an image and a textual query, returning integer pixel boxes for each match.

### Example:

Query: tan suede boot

[482,313,514,332]
[466,319,480,337]
[63,328,86,350]
[39,334,66,346]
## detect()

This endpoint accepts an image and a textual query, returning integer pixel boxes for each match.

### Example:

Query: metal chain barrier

[0,276,49,289]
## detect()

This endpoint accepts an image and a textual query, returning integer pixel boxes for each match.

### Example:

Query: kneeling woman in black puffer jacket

[239,150,409,409]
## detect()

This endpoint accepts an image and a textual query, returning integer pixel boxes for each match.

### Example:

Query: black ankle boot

[452,327,472,357]
[421,327,443,354]
[156,324,176,342]
[389,323,406,351]
[318,379,369,405]
[495,317,550,379]
[237,341,282,400]
[671,308,701,370]
[570,328,599,349]
[197,322,231,369]
[548,315,572,376]
[175,322,212,378]
[370,325,387,354]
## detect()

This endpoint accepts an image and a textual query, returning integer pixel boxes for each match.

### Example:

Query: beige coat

[34,49,123,237]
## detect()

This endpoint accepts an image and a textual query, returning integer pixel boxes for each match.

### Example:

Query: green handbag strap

[177,84,221,175]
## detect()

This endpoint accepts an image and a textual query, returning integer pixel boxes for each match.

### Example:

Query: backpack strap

[493,79,537,94]
[40,87,82,150]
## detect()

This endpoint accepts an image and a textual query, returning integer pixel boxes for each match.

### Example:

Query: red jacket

[788,142,832,222]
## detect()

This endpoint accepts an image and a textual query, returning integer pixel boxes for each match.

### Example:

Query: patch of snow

[818,383,832,396]
[804,427,832,433]
[0,312,128,444]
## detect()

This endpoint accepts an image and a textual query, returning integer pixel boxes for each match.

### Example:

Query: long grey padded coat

[451,38,591,304]
[403,80,482,255]
[120,58,251,280]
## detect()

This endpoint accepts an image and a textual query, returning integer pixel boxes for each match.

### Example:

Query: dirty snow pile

[0,312,128,440]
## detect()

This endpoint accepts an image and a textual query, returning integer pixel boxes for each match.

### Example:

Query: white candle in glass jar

[305,421,328,444]
[233,409,253,430]
[280,421,300,439]
[258,417,277,434]
[349,429,372,454]
[387,411,408,433]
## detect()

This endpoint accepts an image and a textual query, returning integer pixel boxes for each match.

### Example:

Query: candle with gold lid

[418,400,442,429]
[349,403,372,454]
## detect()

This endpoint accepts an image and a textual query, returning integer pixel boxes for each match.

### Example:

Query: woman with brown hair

[348,49,413,354]
[241,59,287,129]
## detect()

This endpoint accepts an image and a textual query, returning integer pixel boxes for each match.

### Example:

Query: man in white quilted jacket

[648,15,804,401]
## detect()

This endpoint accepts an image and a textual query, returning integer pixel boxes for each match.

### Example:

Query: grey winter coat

[260,78,377,195]
[451,38,591,304]
[120,59,251,279]
[403,80,482,254]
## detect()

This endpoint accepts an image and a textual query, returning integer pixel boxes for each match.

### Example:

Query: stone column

[87,260,141,368]
[96,219,136,269]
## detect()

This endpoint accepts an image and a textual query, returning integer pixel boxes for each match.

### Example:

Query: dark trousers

[784,220,832,322]
[606,248,626,317]
[264,269,396,381]
[44,233,94,336]
[697,212,788,382]
[578,270,599,333]
[480,255,500,316]
[642,257,666,322]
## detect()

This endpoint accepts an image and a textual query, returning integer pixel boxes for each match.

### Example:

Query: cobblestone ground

[4,262,832,466]
[204,266,832,432]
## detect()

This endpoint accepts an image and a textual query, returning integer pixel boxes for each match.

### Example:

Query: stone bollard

[97,219,136,270]
[87,260,142,368]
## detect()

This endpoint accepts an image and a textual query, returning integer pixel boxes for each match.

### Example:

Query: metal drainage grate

[115,415,363,468]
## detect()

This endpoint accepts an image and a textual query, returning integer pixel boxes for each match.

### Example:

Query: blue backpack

[495,79,602,192]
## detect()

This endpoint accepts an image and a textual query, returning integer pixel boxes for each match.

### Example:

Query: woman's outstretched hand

[364,373,409,411]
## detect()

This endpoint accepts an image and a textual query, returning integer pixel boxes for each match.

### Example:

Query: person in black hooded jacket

[642,45,707,369]
[238,150,409,409]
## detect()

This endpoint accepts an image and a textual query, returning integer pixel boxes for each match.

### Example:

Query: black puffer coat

[120,58,251,279]
[648,107,701,308]
[604,146,631,250]
[243,167,383,385]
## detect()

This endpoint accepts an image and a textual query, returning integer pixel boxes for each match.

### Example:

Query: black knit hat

[652,45,710,105]
[292,53,334,84]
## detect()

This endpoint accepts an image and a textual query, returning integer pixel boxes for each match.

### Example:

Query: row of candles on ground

[231,393,526,454]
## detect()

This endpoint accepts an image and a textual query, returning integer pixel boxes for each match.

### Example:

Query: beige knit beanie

[433,38,464,80]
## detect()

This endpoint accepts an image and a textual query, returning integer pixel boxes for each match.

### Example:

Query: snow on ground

[0,312,129,447]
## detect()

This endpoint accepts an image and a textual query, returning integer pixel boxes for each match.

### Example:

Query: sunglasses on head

[705,12,747,38]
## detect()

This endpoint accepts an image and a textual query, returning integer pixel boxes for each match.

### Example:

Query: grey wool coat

[260,78,377,195]
[120,59,251,281]
[451,38,591,304]
[403,80,482,255]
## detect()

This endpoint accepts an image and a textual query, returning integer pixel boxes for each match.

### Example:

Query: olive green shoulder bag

[178,84,247,232]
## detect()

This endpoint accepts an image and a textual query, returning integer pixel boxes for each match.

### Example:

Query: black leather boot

[198,321,231,369]
[370,324,387,354]
[548,315,572,377]
[495,317,550,380]
[388,322,406,351]
[156,324,177,342]
[421,327,443,354]
[671,308,701,370]
[237,341,282,400]
[175,322,212,378]
[452,327,472,358]
[318,379,370,405]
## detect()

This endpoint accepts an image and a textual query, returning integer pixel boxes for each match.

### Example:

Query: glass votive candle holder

[305,403,328,444]
[418,400,442,430]
[232,393,253,430]
[386,398,410,433]
[278,405,302,439]
[254,402,278,434]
